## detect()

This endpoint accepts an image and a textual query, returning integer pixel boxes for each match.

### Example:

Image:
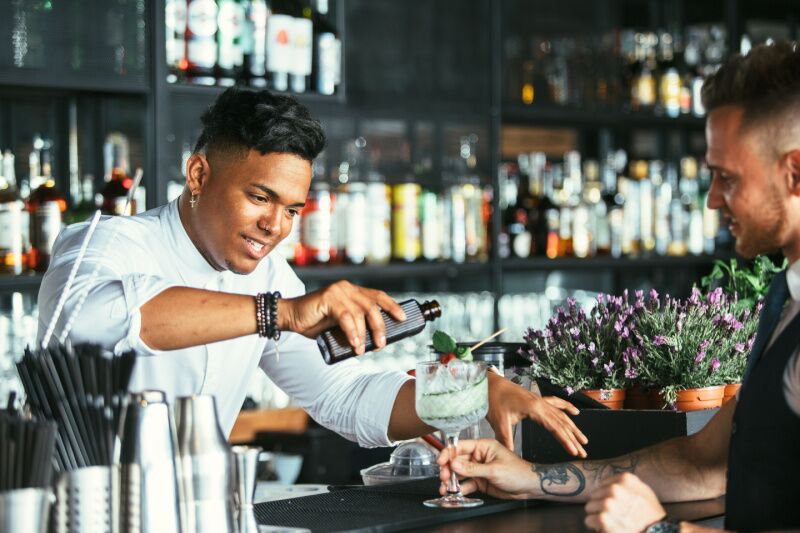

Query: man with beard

[37,87,588,458]
[434,42,800,533]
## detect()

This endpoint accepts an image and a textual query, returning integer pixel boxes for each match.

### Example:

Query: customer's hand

[277,281,406,354]
[584,473,666,533]
[486,373,588,457]
[437,438,537,500]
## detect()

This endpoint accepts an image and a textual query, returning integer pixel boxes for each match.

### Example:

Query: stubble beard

[735,183,787,258]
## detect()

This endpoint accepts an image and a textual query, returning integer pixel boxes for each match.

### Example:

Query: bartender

[37,87,588,455]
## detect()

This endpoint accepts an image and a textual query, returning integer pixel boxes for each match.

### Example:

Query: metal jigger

[117,390,183,533]
[231,446,261,533]
[175,395,235,533]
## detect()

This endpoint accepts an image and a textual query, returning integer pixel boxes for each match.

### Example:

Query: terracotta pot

[723,383,742,405]
[623,385,652,410]
[672,385,725,411]
[582,388,626,410]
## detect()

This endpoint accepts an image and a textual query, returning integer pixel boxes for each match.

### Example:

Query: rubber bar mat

[253,478,530,532]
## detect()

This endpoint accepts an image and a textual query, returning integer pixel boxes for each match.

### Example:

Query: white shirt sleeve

[783,350,800,417]
[37,220,181,355]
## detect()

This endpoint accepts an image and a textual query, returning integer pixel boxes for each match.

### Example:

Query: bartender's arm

[141,281,588,457]
[437,397,735,505]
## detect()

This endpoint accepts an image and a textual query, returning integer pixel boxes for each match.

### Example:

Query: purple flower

[614,321,623,334]
[564,386,575,395]
[735,342,746,353]
[591,357,599,367]
[694,350,706,364]
[569,326,580,338]
[577,343,586,352]
[689,287,702,306]
[649,288,659,301]
[708,287,723,306]
[625,367,638,379]
[603,361,615,376]
[597,293,606,304]
[710,358,721,372]
[747,336,756,350]
[567,297,576,308]
[653,335,668,346]
[699,339,711,351]
[621,326,630,339]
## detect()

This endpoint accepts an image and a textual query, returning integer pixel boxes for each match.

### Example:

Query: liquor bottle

[216,0,246,85]
[26,170,66,273]
[651,161,672,256]
[318,299,441,364]
[289,0,313,93]
[67,174,97,224]
[100,133,136,216]
[266,0,293,91]
[420,189,440,261]
[539,162,560,259]
[165,0,188,82]
[658,32,682,118]
[619,164,640,256]
[392,182,421,263]
[0,150,23,274]
[185,0,219,85]
[634,160,655,255]
[365,172,392,265]
[312,1,340,95]
[497,163,517,259]
[243,0,268,86]
[667,161,687,257]
[299,181,335,265]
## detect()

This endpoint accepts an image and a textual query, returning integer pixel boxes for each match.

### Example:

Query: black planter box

[522,407,718,464]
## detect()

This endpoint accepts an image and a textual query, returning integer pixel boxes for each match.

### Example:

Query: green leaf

[432,330,457,354]
[456,346,473,361]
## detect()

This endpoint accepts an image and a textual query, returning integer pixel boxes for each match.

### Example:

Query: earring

[190,193,198,208]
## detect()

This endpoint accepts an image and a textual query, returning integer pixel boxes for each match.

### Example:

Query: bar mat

[253,478,531,532]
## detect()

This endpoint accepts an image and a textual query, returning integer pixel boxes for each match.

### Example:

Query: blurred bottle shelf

[502,104,706,129]
[0,71,150,95]
[0,253,736,294]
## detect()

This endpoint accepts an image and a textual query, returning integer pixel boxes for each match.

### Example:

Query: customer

[436,42,800,532]
[37,87,588,456]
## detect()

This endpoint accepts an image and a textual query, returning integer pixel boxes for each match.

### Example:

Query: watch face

[646,521,680,533]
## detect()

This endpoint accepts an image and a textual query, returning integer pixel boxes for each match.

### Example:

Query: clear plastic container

[360,442,439,486]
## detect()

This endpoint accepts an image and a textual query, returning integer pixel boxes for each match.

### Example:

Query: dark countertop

[413,497,726,533]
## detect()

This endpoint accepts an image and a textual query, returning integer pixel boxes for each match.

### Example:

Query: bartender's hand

[486,372,588,457]
[277,280,406,355]
[437,438,536,500]
[584,473,667,533]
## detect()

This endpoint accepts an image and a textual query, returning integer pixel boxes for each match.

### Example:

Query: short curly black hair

[702,41,800,128]
[194,87,326,161]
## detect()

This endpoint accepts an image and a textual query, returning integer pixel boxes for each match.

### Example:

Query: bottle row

[499,150,729,260]
[509,24,735,117]
[166,0,342,95]
[277,179,492,266]
[0,133,146,275]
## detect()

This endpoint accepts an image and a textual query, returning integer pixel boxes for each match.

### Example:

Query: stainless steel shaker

[175,395,235,533]
[231,446,261,533]
[117,390,182,533]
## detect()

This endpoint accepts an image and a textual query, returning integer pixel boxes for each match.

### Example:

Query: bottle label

[344,191,367,264]
[316,33,338,95]
[0,201,22,253]
[289,18,313,76]
[266,14,293,74]
[392,184,421,262]
[187,0,218,37]
[366,183,391,263]
[187,38,217,68]
[33,202,62,255]
[302,204,332,262]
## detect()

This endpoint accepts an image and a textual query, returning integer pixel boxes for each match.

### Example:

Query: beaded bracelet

[255,291,281,341]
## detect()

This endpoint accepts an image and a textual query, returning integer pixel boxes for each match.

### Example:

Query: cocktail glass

[415,360,488,508]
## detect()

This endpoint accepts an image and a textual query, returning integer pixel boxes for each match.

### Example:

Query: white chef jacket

[37,199,412,445]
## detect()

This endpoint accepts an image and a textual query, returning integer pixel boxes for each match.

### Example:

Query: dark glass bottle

[318,299,441,364]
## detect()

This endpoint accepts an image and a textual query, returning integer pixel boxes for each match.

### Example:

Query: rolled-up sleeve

[259,335,412,448]
[37,222,181,355]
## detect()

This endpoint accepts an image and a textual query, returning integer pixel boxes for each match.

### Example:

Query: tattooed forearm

[582,454,641,483]
[532,463,586,497]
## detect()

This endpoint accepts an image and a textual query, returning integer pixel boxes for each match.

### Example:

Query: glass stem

[446,433,461,497]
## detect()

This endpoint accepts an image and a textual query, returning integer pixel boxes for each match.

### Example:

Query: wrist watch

[644,519,680,533]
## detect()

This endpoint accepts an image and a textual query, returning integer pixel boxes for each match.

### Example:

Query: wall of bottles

[167,0,342,95]
[499,150,729,261]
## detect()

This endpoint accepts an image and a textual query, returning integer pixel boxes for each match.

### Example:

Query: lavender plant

[519,291,643,394]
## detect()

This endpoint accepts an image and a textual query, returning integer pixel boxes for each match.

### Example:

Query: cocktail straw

[469,328,508,352]
[59,167,143,343]
[40,209,102,349]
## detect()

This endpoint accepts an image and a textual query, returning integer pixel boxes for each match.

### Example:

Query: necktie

[742,270,789,384]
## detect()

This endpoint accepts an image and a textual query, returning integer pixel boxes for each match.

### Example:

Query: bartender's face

[190,149,310,274]
[705,105,789,258]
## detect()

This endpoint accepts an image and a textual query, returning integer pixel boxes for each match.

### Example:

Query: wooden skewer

[470,328,508,352]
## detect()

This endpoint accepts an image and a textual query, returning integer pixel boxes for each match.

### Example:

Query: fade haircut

[702,42,800,156]
[194,87,326,162]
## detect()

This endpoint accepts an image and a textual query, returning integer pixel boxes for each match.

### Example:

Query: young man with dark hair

[37,87,588,455]
[435,42,800,533]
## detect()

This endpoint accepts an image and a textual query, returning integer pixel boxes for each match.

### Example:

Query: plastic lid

[360,442,439,483]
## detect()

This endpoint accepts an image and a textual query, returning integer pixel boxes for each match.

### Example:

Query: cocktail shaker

[175,395,235,533]
[232,446,261,533]
[117,390,182,533]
